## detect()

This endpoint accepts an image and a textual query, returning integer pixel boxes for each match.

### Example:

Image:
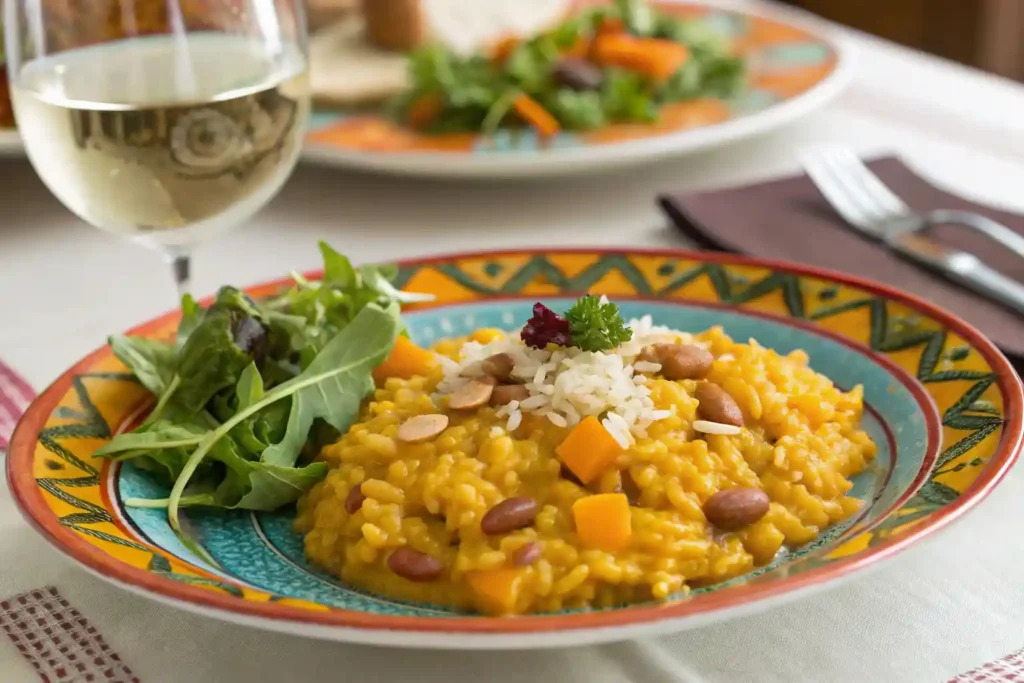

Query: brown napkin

[659,156,1024,359]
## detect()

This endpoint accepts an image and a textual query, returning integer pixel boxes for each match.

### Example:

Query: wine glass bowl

[4,0,311,294]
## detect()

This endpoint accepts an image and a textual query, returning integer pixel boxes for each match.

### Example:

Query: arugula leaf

[175,294,204,351]
[260,301,400,466]
[235,363,264,409]
[602,70,658,123]
[95,420,206,458]
[320,241,358,285]
[616,0,656,36]
[172,306,262,415]
[565,295,634,352]
[109,336,175,395]
[547,90,607,130]
[231,462,329,510]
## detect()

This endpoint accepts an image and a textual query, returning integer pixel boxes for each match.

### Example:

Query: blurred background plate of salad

[300,0,852,178]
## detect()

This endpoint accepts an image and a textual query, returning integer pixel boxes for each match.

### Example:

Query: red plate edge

[6,246,1023,636]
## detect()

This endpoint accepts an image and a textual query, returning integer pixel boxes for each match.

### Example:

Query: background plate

[302,0,853,177]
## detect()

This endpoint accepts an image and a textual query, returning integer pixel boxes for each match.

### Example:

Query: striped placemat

[0,360,33,451]
[950,648,1024,682]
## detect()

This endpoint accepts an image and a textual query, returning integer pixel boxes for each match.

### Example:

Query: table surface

[1,4,1023,681]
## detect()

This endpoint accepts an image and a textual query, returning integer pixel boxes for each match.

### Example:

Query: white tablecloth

[1,4,1023,681]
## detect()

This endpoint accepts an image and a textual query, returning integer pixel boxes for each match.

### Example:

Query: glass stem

[165,249,192,300]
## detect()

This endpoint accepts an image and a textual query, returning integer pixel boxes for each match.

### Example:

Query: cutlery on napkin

[658,156,1024,361]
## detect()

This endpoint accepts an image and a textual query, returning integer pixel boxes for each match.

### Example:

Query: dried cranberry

[521,302,572,349]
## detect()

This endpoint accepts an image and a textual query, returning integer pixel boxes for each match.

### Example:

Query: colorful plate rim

[300,1,854,178]
[7,247,1022,647]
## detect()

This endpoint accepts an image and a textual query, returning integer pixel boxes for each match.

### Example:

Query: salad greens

[98,242,420,558]
[391,0,745,135]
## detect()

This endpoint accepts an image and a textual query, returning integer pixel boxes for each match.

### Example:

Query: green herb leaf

[108,335,176,395]
[565,295,633,352]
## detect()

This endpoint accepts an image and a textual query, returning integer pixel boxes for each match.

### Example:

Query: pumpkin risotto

[295,300,877,615]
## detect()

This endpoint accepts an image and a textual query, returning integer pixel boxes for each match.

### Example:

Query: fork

[801,147,1024,315]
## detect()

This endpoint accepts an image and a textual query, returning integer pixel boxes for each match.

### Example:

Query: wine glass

[4,0,311,297]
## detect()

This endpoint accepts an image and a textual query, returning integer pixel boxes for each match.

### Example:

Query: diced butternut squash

[373,335,437,382]
[592,35,690,81]
[469,328,505,344]
[573,493,632,551]
[555,416,623,484]
[468,568,523,615]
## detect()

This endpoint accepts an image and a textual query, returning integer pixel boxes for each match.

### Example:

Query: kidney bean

[387,548,443,582]
[344,484,366,514]
[512,541,543,566]
[480,497,540,535]
[703,488,770,530]
[695,382,744,427]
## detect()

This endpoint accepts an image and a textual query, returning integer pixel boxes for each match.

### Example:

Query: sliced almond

[397,414,449,443]
[448,378,496,410]
[637,345,661,364]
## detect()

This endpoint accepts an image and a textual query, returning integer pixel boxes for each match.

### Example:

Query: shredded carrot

[563,36,591,58]
[596,16,625,35]
[592,35,690,81]
[491,35,520,64]
[513,94,561,137]
[406,93,444,129]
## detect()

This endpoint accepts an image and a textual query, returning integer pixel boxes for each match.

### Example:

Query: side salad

[97,243,429,557]
[391,0,745,136]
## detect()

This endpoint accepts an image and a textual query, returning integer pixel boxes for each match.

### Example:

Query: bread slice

[310,16,411,107]
[311,0,573,107]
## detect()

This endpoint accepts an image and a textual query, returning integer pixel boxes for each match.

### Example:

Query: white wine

[11,33,310,247]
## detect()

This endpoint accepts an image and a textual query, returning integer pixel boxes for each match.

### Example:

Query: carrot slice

[406,93,444,129]
[563,36,591,58]
[555,416,623,484]
[592,35,690,81]
[512,94,561,137]
[596,16,625,35]
[491,35,520,64]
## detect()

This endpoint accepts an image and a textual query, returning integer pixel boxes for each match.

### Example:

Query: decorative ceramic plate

[302,1,853,178]
[8,249,1021,649]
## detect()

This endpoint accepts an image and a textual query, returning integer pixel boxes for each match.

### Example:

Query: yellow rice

[295,326,876,615]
